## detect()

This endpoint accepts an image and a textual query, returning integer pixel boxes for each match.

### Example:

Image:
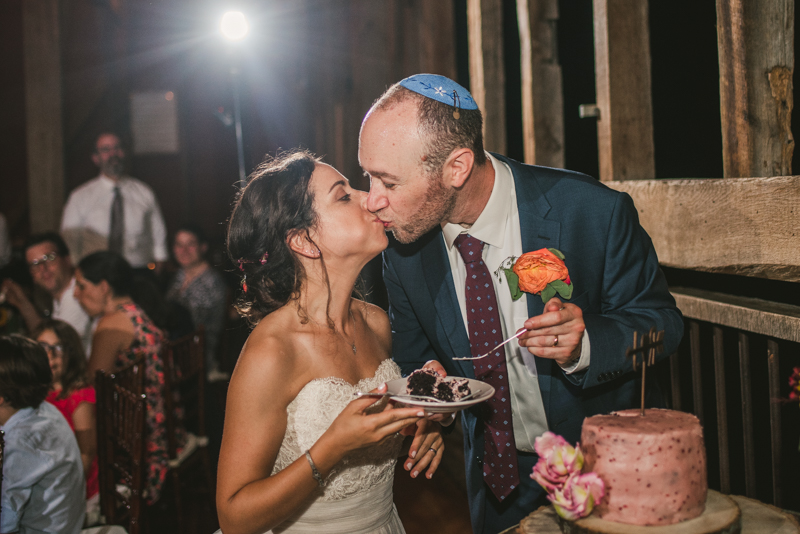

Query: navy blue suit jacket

[384,155,684,532]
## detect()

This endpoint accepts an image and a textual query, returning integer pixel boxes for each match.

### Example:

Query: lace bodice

[271,359,404,501]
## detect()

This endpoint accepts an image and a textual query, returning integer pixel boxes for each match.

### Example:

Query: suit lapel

[504,155,561,412]
[420,234,476,379]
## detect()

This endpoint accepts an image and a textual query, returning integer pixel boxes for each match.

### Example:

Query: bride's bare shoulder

[230,308,311,401]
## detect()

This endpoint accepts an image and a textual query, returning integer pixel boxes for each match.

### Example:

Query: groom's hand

[519,297,585,367]
[403,418,444,479]
[422,360,447,377]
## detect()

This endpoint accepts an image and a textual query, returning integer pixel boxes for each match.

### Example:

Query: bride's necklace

[339,309,357,354]
[312,309,357,354]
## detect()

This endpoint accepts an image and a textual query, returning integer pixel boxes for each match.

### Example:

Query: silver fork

[452,328,528,360]
[354,392,446,403]
[356,390,480,403]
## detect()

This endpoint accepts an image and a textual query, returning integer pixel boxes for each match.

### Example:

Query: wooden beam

[716,0,794,178]
[671,287,800,344]
[418,0,457,79]
[517,0,564,168]
[607,176,800,282]
[468,0,506,154]
[593,0,655,181]
[22,0,65,232]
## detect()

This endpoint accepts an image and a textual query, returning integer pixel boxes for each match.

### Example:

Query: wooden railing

[668,287,800,510]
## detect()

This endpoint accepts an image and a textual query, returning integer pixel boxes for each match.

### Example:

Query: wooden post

[468,0,506,154]
[22,0,65,232]
[517,0,564,168]
[717,0,794,178]
[593,0,655,181]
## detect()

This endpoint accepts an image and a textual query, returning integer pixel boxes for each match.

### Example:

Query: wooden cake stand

[501,491,800,534]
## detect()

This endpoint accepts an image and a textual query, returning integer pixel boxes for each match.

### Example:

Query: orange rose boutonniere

[497,248,573,303]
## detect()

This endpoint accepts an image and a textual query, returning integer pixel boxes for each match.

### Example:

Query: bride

[216,151,444,534]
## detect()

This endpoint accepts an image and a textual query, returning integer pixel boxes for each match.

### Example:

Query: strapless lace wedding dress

[258,358,406,534]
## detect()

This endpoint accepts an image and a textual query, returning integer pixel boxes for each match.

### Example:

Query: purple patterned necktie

[455,234,519,501]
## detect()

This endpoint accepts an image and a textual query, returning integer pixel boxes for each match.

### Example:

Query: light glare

[221,11,248,41]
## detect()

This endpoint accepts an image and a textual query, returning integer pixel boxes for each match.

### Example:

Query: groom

[358,74,683,533]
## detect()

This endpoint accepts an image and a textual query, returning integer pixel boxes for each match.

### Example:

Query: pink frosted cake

[581,409,707,526]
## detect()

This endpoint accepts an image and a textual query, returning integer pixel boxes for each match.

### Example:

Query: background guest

[1,232,94,353]
[74,250,178,504]
[0,334,86,534]
[132,270,194,341]
[61,132,168,273]
[166,223,227,379]
[33,319,100,524]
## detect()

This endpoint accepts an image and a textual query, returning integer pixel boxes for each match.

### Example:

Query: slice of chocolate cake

[405,369,471,401]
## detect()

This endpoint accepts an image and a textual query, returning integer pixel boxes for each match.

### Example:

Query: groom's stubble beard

[389,171,456,244]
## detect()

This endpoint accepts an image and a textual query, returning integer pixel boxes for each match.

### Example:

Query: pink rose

[549,473,606,521]
[530,431,584,492]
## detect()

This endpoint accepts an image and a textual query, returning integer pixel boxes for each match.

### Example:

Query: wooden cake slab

[730,495,800,534]
[515,491,741,534]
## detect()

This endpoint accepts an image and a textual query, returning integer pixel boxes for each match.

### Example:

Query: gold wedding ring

[553,335,559,347]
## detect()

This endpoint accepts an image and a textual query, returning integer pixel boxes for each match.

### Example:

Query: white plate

[385,376,495,414]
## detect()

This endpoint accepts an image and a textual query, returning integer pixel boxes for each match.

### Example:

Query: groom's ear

[443,148,475,189]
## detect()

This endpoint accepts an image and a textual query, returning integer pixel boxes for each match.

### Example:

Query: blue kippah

[398,74,478,110]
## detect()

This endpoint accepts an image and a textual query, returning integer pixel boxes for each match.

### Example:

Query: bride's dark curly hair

[227,150,322,324]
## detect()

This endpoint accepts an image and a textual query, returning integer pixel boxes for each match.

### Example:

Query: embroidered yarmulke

[399,74,478,110]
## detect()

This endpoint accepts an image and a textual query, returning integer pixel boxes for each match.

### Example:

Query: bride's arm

[216,327,424,534]
[362,301,446,480]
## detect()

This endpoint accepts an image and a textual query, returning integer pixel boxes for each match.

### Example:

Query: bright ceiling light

[221,11,248,41]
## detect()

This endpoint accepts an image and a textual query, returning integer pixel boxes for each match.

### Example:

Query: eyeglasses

[28,253,58,269]
[39,342,64,355]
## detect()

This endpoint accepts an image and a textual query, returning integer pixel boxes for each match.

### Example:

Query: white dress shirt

[1,402,86,534]
[441,153,590,452]
[52,276,96,356]
[61,174,168,267]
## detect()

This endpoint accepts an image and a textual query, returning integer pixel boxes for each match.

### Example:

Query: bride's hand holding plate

[324,382,424,455]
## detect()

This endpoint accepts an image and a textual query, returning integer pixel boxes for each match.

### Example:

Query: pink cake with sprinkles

[581,408,708,526]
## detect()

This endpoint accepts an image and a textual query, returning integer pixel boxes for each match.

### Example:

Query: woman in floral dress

[74,251,177,504]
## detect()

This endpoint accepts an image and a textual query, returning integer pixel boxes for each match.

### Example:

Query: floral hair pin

[237,251,269,271]
[237,251,268,292]
[495,248,573,303]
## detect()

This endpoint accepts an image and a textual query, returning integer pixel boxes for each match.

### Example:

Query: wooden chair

[111,357,146,396]
[163,329,215,534]
[95,367,147,534]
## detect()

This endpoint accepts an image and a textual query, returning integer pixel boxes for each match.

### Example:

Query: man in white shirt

[359,74,683,533]
[0,233,94,355]
[61,132,168,271]
[0,335,86,534]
